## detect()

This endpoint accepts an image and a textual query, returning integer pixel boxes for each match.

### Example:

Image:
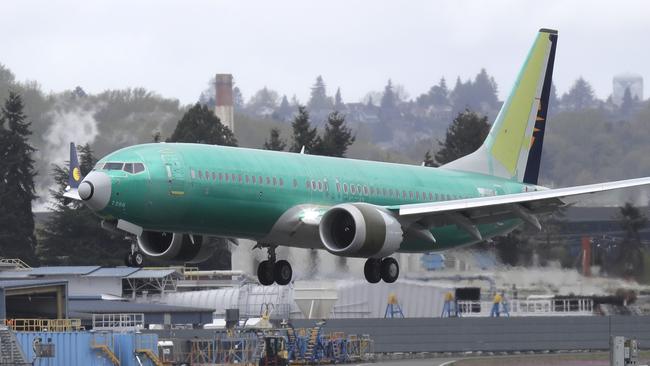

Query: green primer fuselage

[95,143,529,252]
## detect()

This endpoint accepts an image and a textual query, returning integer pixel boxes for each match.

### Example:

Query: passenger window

[416,191,420,200]
[266,177,271,185]
[324,181,328,191]
[191,169,196,179]
[225,173,229,182]
[252,175,256,184]
[363,186,369,195]
[317,181,322,191]
[402,191,407,199]
[279,178,284,186]
[370,187,375,195]
[212,172,216,181]
[293,179,298,188]
[311,180,316,190]
[306,181,311,189]
[198,170,203,179]
[238,174,242,183]
[343,183,348,193]
[246,175,250,184]
[429,192,433,201]
[259,176,263,184]
[351,185,356,194]
[219,173,223,181]
[231,173,236,182]
[205,170,210,179]
[273,177,277,186]
[336,182,341,192]
[410,191,414,199]
[123,163,134,173]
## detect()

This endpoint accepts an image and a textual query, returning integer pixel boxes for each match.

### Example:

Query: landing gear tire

[380,257,399,283]
[125,253,134,267]
[257,260,275,286]
[133,252,145,267]
[364,258,382,284]
[274,260,293,286]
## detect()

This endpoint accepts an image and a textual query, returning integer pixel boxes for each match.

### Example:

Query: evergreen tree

[290,106,318,153]
[561,77,595,111]
[334,87,345,111]
[233,86,244,111]
[619,87,636,118]
[434,109,490,165]
[315,111,355,157]
[308,75,331,112]
[0,92,37,262]
[37,144,131,265]
[273,95,293,122]
[168,103,237,146]
[418,77,450,107]
[423,150,436,167]
[379,79,399,122]
[614,203,647,278]
[473,68,499,109]
[263,128,287,151]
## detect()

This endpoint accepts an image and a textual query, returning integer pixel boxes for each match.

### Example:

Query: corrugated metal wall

[14,331,158,366]
[292,316,650,353]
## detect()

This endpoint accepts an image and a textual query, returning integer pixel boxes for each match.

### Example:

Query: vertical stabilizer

[442,29,558,184]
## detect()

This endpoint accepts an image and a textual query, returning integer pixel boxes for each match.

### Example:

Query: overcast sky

[1,0,648,105]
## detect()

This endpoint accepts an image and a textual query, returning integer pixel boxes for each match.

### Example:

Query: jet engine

[318,203,403,257]
[137,231,215,263]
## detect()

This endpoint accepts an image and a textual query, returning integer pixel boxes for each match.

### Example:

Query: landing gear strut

[256,245,293,286]
[364,257,399,283]
[125,240,145,268]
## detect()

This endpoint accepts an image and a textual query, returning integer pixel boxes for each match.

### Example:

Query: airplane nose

[79,171,111,211]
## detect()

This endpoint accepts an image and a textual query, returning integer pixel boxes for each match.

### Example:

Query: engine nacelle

[137,231,215,263]
[318,203,403,258]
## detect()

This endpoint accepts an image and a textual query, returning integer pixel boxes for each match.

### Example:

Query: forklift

[259,335,289,366]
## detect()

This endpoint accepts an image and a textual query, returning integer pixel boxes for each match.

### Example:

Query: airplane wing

[388,177,650,241]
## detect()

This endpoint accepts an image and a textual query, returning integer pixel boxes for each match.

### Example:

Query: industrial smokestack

[215,74,234,132]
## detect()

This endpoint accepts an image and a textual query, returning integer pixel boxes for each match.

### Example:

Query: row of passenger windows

[329,181,467,201]
[191,169,286,187]
[191,168,467,202]
[102,162,146,174]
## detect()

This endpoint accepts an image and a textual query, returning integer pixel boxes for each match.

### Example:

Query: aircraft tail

[68,142,83,189]
[442,28,558,185]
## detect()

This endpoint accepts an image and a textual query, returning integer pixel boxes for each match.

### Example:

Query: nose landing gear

[125,240,145,267]
[256,245,293,286]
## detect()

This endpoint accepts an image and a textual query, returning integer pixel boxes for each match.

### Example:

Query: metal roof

[29,266,101,276]
[125,269,179,279]
[85,267,141,278]
[68,299,212,314]
[0,279,68,289]
[0,270,34,279]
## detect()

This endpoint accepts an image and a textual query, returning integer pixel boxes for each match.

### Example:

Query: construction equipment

[259,335,288,366]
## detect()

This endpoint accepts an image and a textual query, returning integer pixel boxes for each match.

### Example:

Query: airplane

[64,28,650,286]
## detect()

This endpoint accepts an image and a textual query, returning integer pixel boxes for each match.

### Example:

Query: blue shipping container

[15,331,159,366]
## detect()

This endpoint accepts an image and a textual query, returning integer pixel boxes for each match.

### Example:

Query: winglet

[68,142,83,189]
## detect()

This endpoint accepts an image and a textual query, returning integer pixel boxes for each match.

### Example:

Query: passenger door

[161,151,185,196]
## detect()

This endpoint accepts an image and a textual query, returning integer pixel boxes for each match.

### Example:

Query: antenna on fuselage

[300,145,306,154]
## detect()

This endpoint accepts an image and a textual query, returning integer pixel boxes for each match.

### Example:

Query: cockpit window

[102,162,145,174]
[103,162,124,170]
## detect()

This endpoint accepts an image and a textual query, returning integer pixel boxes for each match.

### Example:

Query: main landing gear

[257,245,293,286]
[364,257,399,284]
